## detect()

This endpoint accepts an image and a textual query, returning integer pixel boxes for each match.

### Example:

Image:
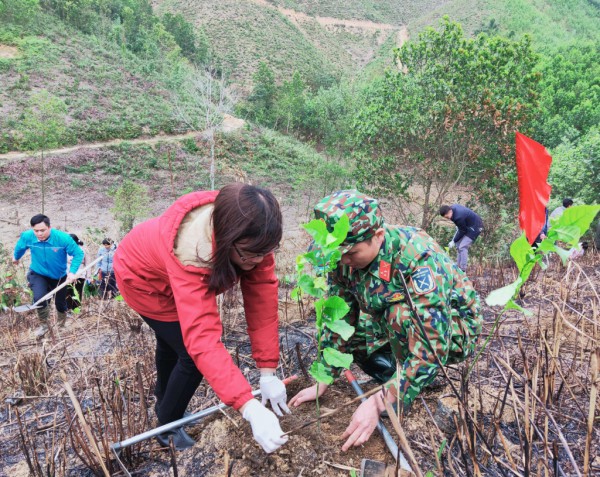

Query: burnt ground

[0,254,599,476]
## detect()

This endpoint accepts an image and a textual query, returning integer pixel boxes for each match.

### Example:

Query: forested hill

[1,0,599,217]
[153,0,600,86]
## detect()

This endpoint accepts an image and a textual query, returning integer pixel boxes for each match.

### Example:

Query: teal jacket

[14,229,84,279]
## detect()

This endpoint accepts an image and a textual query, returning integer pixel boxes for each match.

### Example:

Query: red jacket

[114,191,280,410]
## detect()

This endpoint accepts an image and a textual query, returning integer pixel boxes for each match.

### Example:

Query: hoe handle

[31,256,102,307]
[111,374,298,452]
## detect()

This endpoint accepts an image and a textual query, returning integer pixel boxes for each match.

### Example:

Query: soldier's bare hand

[288,383,328,407]
[341,395,381,451]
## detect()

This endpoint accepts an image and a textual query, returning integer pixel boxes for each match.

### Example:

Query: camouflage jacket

[319,225,483,408]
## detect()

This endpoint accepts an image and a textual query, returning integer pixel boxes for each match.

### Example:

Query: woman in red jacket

[114,183,289,452]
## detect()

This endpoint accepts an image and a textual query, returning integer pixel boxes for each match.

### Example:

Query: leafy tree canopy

[533,40,600,149]
[353,17,540,229]
[549,126,600,207]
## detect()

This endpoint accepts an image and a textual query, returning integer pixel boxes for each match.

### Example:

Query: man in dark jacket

[439,204,483,271]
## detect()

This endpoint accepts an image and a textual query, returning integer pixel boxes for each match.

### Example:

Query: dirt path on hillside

[0,114,245,163]
[250,0,400,31]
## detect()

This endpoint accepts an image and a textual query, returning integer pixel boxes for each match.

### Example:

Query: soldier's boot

[355,347,396,384]
[34,307,50,339]
[56,311,68,329]
[355,346,399,417]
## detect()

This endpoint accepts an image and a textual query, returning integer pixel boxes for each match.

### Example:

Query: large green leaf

[321,295,350,321]
[323,348,353,369]
[505,299,532,316]
[554,246,571,266]
[309,361,334,384]
[303,219,328,246]
[298,274,324,298]
[327,214,349,248]
[548,224,582,247]
[485,278,522,307]
[553,205,600,241]
[510,233,531,272]
[325,319,355,341]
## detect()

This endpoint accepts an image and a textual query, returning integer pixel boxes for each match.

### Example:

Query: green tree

[353,18,540,229]
[533,41,600,149]
[275,71,306,133]
[549,127,600,206]
[162,12,209,65]
[0,0,39,24]
[111,180,150,235]
[19,90,68,213]
[246,62,276,126]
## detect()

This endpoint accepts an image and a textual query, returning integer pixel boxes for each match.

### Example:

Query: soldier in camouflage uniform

[289,190,482,451]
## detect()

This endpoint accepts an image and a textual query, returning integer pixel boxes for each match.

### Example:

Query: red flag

[515,132,552,245]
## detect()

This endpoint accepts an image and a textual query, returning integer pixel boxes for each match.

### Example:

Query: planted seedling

[292,214,355,426]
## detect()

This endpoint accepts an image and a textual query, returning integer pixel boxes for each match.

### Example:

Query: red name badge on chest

[379,260,391,282]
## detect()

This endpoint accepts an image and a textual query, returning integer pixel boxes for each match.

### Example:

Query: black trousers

[141,316,203,424]
[27,270,68,312]
[99,271,118,299]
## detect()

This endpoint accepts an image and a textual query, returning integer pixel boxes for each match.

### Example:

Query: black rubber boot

[155,427,195,450]
[355,346,396,384]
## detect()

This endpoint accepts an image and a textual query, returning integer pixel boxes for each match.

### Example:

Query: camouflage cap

[314,190,384,253]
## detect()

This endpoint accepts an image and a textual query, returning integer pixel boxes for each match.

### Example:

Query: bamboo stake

[382,398,423,477]
[583,347,598,477]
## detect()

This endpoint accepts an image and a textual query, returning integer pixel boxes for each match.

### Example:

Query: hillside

[153,0,404,87]
[154,0,600,88]
[409,0,600,48]
[0,13,191,153]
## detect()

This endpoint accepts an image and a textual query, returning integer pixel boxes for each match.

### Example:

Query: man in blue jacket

[13,214,84,338]
[439,204,483,271]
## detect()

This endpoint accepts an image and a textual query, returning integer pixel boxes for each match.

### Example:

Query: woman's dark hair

[102,238,114,246]
[69,233,84,246]
[208,183,282,291]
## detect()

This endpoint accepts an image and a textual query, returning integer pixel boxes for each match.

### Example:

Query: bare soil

[0,45,19,59]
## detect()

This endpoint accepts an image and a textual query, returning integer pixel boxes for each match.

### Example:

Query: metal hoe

[110,374,298,453]
[12,256,102,312]
[344,370,412,473]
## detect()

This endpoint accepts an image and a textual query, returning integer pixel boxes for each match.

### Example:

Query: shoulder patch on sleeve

[411,266,437,295]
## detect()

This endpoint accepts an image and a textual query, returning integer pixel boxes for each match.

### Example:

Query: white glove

[260,375,291,416]
[242,399,288,453]
[448,240,455,249]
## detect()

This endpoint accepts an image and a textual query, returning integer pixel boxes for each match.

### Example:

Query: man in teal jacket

[13,214,84,338]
